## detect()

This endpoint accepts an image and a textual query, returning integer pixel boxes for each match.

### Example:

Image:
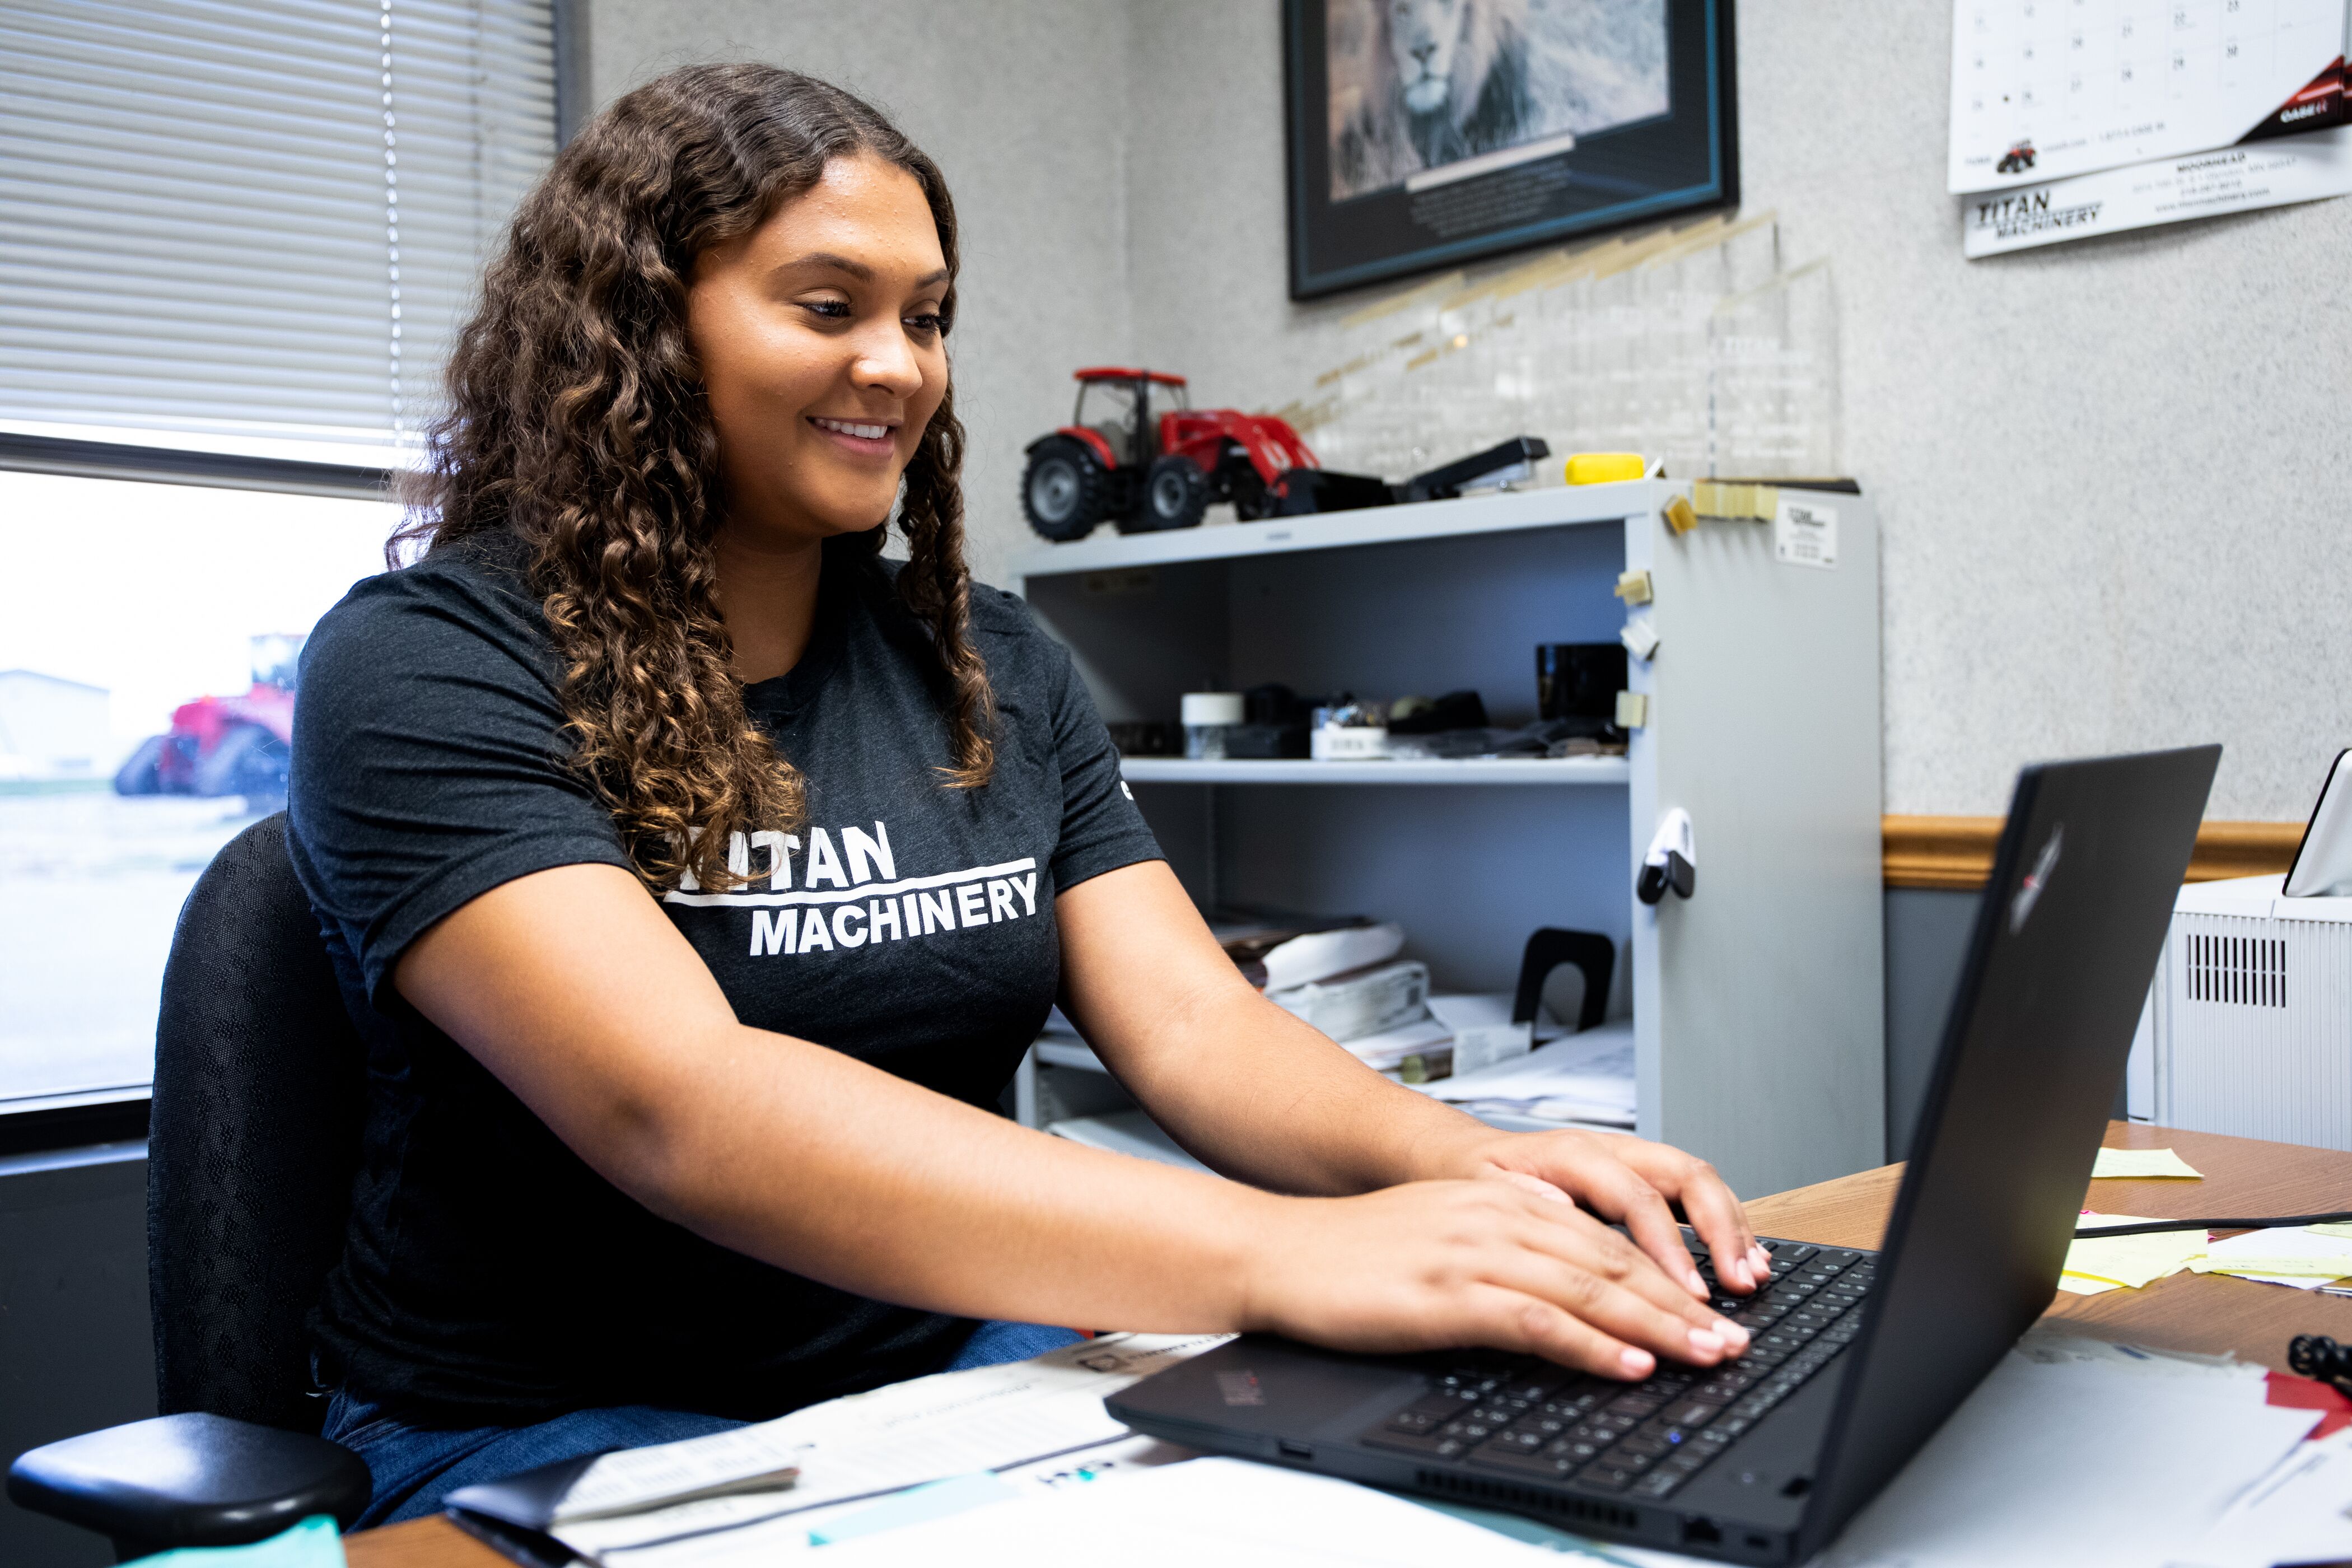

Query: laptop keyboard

[1361,1236,1874,1503]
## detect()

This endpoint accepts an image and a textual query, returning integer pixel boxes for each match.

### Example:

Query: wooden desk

[1747,1120,2352,1376]
[345,1121,2352,1567]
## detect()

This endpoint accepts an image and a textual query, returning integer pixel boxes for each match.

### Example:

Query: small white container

[1180,692,1244,760]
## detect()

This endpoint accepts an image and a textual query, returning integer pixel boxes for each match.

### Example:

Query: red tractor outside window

[1021,368,1321,542]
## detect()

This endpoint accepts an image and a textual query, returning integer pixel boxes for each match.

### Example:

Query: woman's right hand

[1240,1180,1752,1380]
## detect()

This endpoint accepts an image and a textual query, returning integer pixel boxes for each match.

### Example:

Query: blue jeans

[326,1320,1085,1526]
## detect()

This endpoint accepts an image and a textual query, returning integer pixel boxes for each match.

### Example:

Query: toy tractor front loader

[1021,368,1320,542]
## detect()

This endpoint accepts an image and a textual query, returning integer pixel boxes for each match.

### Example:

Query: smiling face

[685,152,951,547]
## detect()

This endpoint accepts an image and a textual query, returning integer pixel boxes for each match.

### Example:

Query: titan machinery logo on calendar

[1969,187,2106,242]
[1948,1,2352,197]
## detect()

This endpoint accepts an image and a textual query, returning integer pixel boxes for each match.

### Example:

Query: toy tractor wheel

[1219,450,1272,521]
[1022,437,1108,542]
[1127,455,1210,533]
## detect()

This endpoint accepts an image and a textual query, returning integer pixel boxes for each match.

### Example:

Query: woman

[287,63,1766,1524]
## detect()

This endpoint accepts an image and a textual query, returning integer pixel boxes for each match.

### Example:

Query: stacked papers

[512,1333,1230,1563]
[2059,1213,2211,1295]
[2061,1217,2352,1295]
[1331,992,1568,1080]
[1407,1020,1635,1128]
[815,1456,1563,1567]
[2196,1226,2352,1287]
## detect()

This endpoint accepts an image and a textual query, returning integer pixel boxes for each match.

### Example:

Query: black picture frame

[1284,0,1740,300]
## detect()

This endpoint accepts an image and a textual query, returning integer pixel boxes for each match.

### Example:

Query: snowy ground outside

[0,785,263,1102]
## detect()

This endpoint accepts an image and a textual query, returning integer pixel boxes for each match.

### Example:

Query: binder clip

[1639,808,1695,906]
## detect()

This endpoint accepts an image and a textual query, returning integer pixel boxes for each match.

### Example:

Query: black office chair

[7,814,375,1560]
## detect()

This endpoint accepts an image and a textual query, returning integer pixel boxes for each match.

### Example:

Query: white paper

[811,1456,1569,1568]
[1948,0,2349,193]
[2173,1425,2352,1568]
[2199,1223,2352,1287]
[1964,127,2352,255]
[1260,922,1405,991]
[2013,1323,2261,1384]
[1424,992,1566,1042]
[1812,1355,2317,1568]
[1773,496,1838,570]
[612,1438,1202,1566]
[1452,1021,1534,1076]
[1412,1020,1636,1126]
[1336,1015,1452,1073]
[553,1332,1229,1558]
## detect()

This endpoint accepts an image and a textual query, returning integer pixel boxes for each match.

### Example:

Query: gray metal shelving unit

[1009,480,1884,1198]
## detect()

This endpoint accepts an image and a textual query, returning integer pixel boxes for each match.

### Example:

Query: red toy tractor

[113,634,301,801]
[1021,368,1320,541]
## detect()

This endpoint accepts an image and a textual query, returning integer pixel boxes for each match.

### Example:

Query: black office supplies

[1535,643,1627,740]
[1108,745,2219,1564]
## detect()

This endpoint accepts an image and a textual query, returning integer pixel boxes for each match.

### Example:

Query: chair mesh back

[148,813,365,1432]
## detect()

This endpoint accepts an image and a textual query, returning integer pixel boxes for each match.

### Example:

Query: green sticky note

[125,1516,343,1568]
[2090,1147,2204,1179]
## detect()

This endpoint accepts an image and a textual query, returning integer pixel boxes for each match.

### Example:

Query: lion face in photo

[1331,0,1533,196]
[1327,0,1669,203]
[1381,0,1521,125]
[1386,0,1471,115]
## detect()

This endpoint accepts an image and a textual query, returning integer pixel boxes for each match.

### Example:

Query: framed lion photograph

[1285,0,1739,298]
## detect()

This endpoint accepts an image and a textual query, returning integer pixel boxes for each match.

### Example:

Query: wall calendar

[1949,0,2350,192]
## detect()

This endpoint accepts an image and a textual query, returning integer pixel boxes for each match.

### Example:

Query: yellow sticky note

[2309,1222,2352,1240]
[2090,1147,2205,1180]
[2061,1214,2209,1291]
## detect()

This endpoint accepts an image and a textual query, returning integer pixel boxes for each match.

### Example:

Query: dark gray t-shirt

[286,531,1161,1424]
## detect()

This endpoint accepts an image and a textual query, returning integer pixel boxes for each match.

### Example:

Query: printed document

[550,1332,1229,1561]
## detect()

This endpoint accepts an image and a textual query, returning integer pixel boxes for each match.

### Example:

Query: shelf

[1009,479,1671,577]
[1119,756,1630,786]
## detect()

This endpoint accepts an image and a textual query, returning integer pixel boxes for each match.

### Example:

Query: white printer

[2130,749,2352,1148]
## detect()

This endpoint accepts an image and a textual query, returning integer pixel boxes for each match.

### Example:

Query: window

[0,1,558,1112]
[0,0,557,462]
[0,470,396,1107]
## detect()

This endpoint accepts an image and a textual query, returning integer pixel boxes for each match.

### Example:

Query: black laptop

[1107,746,2219,1565]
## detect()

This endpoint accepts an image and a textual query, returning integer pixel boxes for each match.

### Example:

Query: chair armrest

[7,1412,371,1558]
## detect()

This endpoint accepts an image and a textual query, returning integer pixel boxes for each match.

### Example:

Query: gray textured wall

[584,0,1138,595]
[586,3,2349,815]
[1121,1,2352,822]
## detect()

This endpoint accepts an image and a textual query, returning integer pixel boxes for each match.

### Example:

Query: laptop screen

[1800,746,2218,1552]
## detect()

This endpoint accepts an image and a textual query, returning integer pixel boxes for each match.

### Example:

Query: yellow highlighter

[1563,452,1649,485]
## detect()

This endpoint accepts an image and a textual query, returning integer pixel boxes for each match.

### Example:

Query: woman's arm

[395,862,1752,1377]
[1058,861,1772,1298]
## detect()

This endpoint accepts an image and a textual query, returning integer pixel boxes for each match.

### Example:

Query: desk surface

[344,1121,2352,1568]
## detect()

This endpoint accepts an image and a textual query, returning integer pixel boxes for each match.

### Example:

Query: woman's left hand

[1444,1130,1769,1301]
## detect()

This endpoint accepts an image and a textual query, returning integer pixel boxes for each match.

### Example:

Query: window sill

[0,1088,152,1158]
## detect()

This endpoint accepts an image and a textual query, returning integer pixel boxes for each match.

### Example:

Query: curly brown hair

[393,63,991,893]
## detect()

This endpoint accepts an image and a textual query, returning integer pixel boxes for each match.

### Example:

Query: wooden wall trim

[1883,815,2304,891]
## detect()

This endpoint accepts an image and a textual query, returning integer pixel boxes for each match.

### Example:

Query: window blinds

[0,0,556,461]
